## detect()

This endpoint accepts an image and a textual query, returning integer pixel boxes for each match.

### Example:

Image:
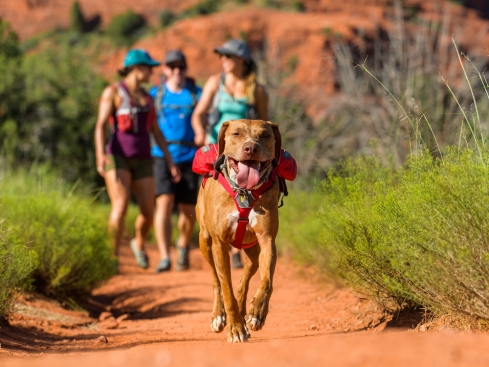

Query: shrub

[0,168,115,299]
[0,226,37,320]
[328,2,489,167]
[20,43,106,185]
[105,10,146,45]
[70,1,86,33]
[315,148,489,320]
[0,21,25,150]
[182,0,220,18]
[159,9,178,28]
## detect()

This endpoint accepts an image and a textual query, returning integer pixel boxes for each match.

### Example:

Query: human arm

[191,74,220,147]
[151,122,182,183]
[255,84,268,121]
[94,85,117,177]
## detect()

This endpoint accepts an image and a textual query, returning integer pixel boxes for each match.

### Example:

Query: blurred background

[0,0,488,189]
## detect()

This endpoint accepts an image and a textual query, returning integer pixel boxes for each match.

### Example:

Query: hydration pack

[110,82,154,133]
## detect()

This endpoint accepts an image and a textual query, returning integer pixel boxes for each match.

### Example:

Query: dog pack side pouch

[276,149,297,181]
[192,144,219,175]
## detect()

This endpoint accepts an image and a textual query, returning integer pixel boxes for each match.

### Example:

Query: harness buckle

[235,191,254,209]
[237,218,249,223]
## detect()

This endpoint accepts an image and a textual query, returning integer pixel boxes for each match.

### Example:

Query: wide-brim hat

[123,49,161,68]
[214,39,251,61]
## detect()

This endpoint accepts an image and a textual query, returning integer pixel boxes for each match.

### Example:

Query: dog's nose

[242,142,261,157]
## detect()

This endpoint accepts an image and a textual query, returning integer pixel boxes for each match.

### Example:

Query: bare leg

[154,194,175,259]
[104,169,131,258]
[236,245,260,317]
[131,177,156,251]
[176,203,196,249]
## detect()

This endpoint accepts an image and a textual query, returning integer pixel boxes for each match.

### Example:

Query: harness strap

[216,170,277,249]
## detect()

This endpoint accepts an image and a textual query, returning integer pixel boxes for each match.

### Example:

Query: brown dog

[196,119,281,343]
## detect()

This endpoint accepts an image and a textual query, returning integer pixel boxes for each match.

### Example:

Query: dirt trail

[1,240,489,366]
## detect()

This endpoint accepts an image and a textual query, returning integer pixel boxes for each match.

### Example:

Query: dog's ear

[218,121,230,156]
[268,122,281,162]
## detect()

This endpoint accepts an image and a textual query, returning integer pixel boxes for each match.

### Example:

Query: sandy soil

[1,240,488,366]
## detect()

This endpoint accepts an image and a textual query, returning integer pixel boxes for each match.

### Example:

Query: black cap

[214,39,251,61]
[165,49,187,65]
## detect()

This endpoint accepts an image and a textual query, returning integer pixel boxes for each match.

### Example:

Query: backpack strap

[155,77,198,111]
[213,73,225,105]
[155,77,166,117]
[208,73,226,128]
[186,77,198,108]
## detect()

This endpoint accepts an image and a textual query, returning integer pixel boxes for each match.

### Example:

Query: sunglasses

[167,63,187,70]
[219,53,237,59]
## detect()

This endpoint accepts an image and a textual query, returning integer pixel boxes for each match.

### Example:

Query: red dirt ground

[2,239,489,366]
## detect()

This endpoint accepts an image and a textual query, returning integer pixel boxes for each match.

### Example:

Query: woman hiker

[94,49,181,270]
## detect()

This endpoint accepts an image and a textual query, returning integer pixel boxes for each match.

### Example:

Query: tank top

[208,89,249,144]
[106,82,155,159]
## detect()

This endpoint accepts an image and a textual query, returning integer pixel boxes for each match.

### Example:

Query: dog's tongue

[237,161,261,190]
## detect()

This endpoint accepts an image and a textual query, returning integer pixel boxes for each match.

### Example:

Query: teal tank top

[208,89,248,144]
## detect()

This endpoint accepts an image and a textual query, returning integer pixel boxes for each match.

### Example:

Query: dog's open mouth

[228,158,271,190]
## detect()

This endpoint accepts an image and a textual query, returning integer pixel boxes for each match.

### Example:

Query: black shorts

[154,158,199,205]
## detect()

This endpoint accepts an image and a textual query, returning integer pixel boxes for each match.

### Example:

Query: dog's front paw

[245,300,268,331]
[244,314,264,331]
[210,314,226,333]
[227,321,250,343]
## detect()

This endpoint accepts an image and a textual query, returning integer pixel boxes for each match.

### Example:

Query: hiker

[94,49,181,270]
[150,50,202,272]
[191,39,268,269]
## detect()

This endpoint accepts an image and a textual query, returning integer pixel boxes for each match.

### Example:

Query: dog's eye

[232,132,240,136]
[262,133,270,138]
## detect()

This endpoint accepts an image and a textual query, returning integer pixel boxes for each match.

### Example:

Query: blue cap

[123,49,161,68]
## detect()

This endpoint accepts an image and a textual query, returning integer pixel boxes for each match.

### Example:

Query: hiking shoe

[232,252,243,269]
[130,239,149,269]
[155,258,171,273]
[176,246,189,271]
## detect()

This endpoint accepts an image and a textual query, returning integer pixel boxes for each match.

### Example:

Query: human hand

[96,154,110,177]
[194,132,205,147]
[169,162,182,183]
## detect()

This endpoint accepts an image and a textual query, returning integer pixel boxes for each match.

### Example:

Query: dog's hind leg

[199,230,226,333]
[212,240,250,343]
[245,236,277,331]
[236,245,260,317]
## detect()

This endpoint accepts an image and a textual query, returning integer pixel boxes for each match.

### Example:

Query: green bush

[0,23,107,187]
[105,10,146,45]
[0,226,37,320]
[21,45,106,184]
[0,168,115,299]
[159,9,178,28]
[0,21,25,149]
[312,148,489,320]
[70,1,86,32]
[182,0,220,17]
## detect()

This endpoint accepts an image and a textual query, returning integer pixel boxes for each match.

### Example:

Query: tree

[0,21,26,163]
[70,1,86,32]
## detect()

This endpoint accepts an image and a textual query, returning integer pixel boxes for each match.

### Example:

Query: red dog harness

[193,144,297,249]
[217,168,278,249]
